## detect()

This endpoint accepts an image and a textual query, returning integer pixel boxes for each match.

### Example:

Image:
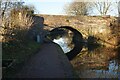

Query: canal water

[53,37,120,78]
[53,38,71,53]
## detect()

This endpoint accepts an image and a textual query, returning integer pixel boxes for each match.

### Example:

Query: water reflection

[49,27,119,78]
[71,46,120,78]
[53,37,72,53]
[50,26,83,60]
[94,59,119,78]
[53,36,120,78]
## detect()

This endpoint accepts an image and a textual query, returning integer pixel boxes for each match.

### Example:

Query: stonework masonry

[35,14,118,47]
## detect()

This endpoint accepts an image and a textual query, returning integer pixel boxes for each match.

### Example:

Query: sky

[23,0,119,16]
[24,0,73,15]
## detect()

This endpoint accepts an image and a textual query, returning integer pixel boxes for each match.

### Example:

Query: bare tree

[0,0,24,18]
[0,0,24,27]
[0,0,35,42]
[0,0,24,42]
[118,1,120,17]
[93,1,117,15]
[65,1,92,16]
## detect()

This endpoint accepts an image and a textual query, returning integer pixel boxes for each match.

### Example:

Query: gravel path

[15,43,76,78]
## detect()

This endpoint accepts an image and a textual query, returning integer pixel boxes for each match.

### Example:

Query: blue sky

[24,0,73,15]
[23,0,118,16]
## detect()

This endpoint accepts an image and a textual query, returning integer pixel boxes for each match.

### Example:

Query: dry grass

[71,47,117,69]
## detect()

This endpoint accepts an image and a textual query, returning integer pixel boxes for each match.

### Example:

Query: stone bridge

[28,14,120,60]
[31,14,118,47]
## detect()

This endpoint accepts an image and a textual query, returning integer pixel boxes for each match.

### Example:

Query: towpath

[15,43,76,78]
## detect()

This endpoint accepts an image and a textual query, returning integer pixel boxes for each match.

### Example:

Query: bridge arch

[50,26,83,60]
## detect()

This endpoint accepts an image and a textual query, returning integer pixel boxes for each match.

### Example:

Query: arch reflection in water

[50,26,83,60]
[53,37,72,53]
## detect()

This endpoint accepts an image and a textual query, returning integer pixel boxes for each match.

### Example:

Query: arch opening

[48,26,84,60]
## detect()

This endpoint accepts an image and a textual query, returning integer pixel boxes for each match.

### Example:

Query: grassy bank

[2,40,41,77]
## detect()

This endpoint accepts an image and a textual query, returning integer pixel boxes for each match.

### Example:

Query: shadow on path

[15,43,76,78]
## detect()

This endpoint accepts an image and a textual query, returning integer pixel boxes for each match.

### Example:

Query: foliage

[2,0,36,61]
[2,1,39,77]
[0,0,24,26]
[10,6,34,28]
[2,2,35,42]
[3,40,41,77]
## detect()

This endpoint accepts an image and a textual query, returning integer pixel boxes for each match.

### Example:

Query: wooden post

[37,35,40,43]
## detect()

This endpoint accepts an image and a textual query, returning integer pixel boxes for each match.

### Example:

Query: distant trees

[118,1,120,17]
[65,1,92,16]
[65,0,119,16]
[93,1,115,15]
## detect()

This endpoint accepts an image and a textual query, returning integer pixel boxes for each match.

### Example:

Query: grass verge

[2,40,41,78]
